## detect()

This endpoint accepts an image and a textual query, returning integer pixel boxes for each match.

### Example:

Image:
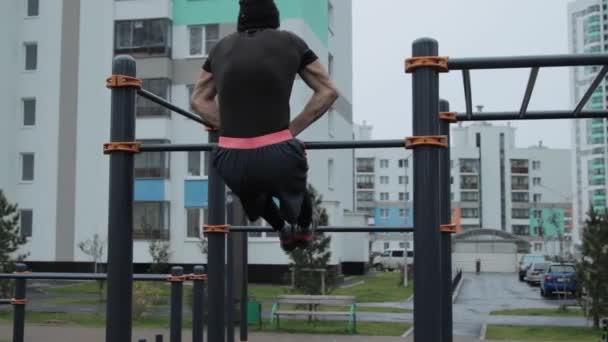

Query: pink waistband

[219,129,293,149]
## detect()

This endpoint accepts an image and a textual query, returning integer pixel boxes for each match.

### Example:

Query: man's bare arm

[191,70,221,129]
[289,60,339,136]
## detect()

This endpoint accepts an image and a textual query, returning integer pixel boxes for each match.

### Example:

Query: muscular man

[191,0,338,251]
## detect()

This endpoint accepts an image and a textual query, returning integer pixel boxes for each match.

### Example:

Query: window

[328,1,335,34]
[356,158,374,172]
[511,176,529,190]
[356,191,374,202]
[460,191,479,202]
[114,19,171,56]
[20,209,33,238]
[461,208,479,218]
[383,242,390,250]
[533,242,543,252]
[512,208,529,219]
[27,0,39,17]
[392,250,404,257]
[24,43,37,71]
[380,176,389,185]
[399,242,406,248]
[328,159,334,189]
[187,152,201,176]
[380,159,389,168]
[532,209,542,219]
[137,79,171,117]
[511,192,529,203]
[510,159,529,174]
[356,175,374,189]
[399,209,406,217]
[380,192,389,201]
[22,98,36,126]
[405,193,410,201]
[135,140,170,178]
[533,193,542,203]
[187,84,195,110]
[380,208,389,218]
[186,208,206,238]
[188,24,219,56]
[460,175,479,190]
[459,159,480,173]
[532,160,541,170]
[399,192,405,201]
[532,177,541,186]
[133,202,170,240]
[398,159,409,168]
[328,108,335,135]
[398,176,405,185]
[20,153,34,181]
[512,225,529,236]
[328,53,334,77]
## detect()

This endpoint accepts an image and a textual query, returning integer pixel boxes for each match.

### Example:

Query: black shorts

[212,139,309,223]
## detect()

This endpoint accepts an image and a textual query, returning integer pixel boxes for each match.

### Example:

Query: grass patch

[43,297,106,306]
[44,281,171,297]
[0,311,186,329]
[490,307,584,317]
[249,284,294,301]
[332,272,412,302]
[486,325,602,341]
[252,319,409,336]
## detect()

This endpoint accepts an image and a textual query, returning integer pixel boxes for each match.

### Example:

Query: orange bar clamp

[405,56,449,73]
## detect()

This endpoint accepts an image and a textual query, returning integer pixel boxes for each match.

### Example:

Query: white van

[372,249,414,271]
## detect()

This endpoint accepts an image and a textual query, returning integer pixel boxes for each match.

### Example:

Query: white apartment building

[568,0,608,245]
[0,0,364,274]
[355,121,574,255]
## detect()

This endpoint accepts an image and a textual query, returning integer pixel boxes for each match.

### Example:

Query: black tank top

[203,29,318,138]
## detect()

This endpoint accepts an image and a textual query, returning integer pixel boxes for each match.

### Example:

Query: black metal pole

[411,37,442,342]
[456,110,608,121]
[170,266,184,342]
[139,140,407,152]
[156,334,164,342]
[229,226,414,233]
[439,100,453,342]
[106,55,137,342]
[207,130,226,342]
[448,53,608,70]
[192,265,206,342]
[240,232,248,342]
[226,198,235,342]
[12,263,27,342]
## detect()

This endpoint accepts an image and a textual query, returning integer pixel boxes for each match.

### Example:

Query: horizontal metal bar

[0,273,170,281]
[137,88,212,128]
[230,226,414,233]
[456,110,608,121]
[0,299,11,305]
[573,65,608,117]
[519,67,539,118]
[449,54,608,70]
[140,139,406,152]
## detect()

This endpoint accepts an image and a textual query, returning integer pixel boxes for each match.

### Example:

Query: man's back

[206,29,314,138]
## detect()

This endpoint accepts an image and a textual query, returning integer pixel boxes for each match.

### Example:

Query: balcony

[357,182,374,189]
[356,166,375,173]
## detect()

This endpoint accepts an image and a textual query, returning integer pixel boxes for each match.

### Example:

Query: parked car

[540,263,577,298]
[372,249,414,271]
[525,262,549,285]
[518,254,546,281]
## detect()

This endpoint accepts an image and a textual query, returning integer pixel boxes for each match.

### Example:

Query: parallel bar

[137,88,211,128]
[240,232,248,342]
[0,299,10,305]
[449,53,608,70]
[412,37,443,342]
[463,70,473,119]
[230,226,414,233]
[192,266,205,342]
[519,67,539,118]
[573,66,608,117]
[12,264,27,342]
[206,130,227,342]
[170,267,184,342]
[106,55,137,342]
[439,99,453,342]
[140,140,406,152]
[226,232,235,342]
[456,110,608,121]
[0,273,168,280]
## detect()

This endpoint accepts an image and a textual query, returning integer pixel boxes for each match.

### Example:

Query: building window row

[114,18,172,57]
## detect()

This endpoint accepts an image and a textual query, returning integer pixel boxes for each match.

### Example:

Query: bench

[270,295,357,334]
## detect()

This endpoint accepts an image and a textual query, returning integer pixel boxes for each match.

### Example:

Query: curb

[479,323,487,340]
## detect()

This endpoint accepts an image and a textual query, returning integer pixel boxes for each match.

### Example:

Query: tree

[576,206,608,328]
[0,190,27,297]
[78,234,105,302]
[148,240,171,274]
[286,186,334,295]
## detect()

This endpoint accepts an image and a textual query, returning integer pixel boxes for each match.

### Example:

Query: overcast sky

[353,0,575,149]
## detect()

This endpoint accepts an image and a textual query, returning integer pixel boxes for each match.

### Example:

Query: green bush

[132,282,164,319]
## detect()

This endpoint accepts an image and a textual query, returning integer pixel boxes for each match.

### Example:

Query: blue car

[540,263,577,298]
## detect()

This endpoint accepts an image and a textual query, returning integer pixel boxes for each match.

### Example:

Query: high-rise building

[568,0,607,244]
[0,0,360,273]
[354,122,573,255]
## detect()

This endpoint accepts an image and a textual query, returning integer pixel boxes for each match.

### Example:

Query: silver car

[526,262,549,285]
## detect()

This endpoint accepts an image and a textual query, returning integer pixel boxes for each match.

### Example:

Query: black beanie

[237,0,280,32]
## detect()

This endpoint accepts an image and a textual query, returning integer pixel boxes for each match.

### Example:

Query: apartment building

[354,122,573,254]
[1,0,361,272]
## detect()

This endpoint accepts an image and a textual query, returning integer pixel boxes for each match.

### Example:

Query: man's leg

[260,197,285,231]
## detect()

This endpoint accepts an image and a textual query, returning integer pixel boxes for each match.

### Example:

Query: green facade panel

[172,0,328,45]
[529,208,565,237]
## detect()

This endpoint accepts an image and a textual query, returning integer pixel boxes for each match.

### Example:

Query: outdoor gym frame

[98,37,608,342]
